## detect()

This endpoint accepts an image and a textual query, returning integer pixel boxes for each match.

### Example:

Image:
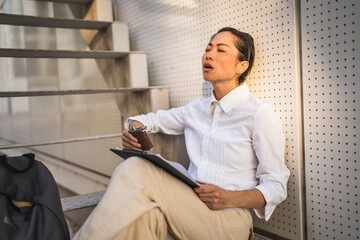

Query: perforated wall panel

[301,0,360,239]
[115,1,304,239]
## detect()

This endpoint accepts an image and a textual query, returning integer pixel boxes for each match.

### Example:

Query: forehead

[209,31,237,46]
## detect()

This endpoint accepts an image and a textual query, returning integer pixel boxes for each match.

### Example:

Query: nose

[205,50,214,60]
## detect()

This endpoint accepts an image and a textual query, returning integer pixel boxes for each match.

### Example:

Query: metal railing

[0,133,122,150]
[0,87,150,97]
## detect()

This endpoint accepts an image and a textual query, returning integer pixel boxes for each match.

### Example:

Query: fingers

[194,184,229,210]
[123,130,138,143]
[194,184,217,194]
[121,120,146,151]
[196,191,220,199]
[194,185,219,201]
[197,194,218,202]
[121,130,142,151]
[197,196,221,210]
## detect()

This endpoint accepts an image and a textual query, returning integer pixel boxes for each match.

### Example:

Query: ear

[236,61,249,75]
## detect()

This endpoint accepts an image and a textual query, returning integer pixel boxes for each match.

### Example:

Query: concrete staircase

[0,0,169,211]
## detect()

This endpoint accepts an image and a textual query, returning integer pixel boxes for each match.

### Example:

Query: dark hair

[210,27,255,85]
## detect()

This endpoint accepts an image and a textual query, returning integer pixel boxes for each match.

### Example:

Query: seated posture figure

[74,27,290,240]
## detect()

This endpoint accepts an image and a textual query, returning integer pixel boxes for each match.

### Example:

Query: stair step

[33,0,93,4]
[0,87,157,98]
[0,48,145,58]
[0,13,111,29]
[61,191,105,212]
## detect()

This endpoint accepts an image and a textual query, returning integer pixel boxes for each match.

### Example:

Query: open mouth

[203,62,213,70]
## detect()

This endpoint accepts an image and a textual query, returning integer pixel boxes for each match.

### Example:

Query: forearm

[126,108,186,135]
[227,188,266,209]
[195,184,266,210]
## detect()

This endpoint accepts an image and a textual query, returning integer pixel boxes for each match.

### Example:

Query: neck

[212,80,240,100]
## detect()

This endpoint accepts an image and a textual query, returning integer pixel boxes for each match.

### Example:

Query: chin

[202,75,216,82]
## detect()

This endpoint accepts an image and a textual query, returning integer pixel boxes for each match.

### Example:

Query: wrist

[230,189,266,209]
[225,190,240,208]
[130,120,144,129]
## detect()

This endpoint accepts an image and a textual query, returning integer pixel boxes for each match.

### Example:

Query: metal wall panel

[115,1,304,239]
[301,0,360,239]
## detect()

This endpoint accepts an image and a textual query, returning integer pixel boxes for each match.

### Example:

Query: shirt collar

[207,83,251,114]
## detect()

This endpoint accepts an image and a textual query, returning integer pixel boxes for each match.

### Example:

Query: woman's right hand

[121,120,144,151]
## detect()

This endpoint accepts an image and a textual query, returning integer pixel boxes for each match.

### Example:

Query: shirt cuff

[124,119,133,130]
[254,185,277,221]
[124,116,152,132]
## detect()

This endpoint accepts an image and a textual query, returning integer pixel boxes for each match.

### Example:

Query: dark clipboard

[110,148,199,189]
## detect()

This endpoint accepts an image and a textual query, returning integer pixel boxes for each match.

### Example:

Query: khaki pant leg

[114,207,171,240]
[74,157,252,240]
[156,177,253,240]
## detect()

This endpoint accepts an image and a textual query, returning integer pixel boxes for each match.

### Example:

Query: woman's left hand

[194,184,233,210]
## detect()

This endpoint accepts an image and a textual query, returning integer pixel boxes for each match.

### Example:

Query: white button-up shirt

[126,83,290,220]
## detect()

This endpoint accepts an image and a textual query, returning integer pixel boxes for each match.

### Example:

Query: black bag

[0,153,70,240]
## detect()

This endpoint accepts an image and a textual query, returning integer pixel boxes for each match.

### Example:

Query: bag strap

[0,153,35,173]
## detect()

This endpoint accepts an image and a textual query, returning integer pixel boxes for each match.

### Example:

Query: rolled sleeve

[124,106,187,135]
[251,104,290,220]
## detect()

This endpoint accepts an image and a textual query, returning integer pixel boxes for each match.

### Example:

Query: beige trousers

[73,157,253,240]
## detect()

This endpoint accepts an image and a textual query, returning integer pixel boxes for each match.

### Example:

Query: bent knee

[113,156,153,177]
[123,156,150,169]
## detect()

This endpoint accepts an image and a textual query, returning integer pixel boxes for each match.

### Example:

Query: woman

[74,27,290,240]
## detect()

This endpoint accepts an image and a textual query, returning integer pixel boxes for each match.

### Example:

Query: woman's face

[202,31,241,84]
